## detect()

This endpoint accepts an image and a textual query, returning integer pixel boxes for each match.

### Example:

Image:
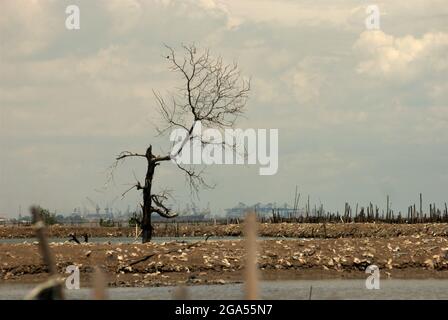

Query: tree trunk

[141,202,152,243]
[141,146,156,243]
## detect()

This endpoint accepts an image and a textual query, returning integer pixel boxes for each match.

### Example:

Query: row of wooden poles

[264,193,448,224]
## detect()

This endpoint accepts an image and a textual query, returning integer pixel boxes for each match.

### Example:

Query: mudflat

[1,235,448,287]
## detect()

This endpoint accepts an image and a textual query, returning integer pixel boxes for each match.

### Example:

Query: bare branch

[151,191,178,218]
[155,44,251,176]
[176,162,215,195]
[116,151,146,161]
[121,184,138,198]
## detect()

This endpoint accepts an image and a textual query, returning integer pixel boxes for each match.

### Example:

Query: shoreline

[2,222,448,239]
[1,236,448,287]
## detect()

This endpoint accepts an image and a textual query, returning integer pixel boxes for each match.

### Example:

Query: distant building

[62,214,86,224]
[225,202,299,219]
[225,202,249,218]
[0,216,7,225]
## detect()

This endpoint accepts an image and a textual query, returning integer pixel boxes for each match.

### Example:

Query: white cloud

[354,30,448,79]
[217,0,360,29]
[281,57,335,106]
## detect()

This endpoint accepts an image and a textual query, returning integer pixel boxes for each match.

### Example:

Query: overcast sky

[1,0,447,217]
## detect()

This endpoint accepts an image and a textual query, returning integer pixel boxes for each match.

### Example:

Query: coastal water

[1,280,448,300]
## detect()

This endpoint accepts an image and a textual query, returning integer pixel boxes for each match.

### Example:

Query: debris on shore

[3,223,448,239]
[1,237,448,287]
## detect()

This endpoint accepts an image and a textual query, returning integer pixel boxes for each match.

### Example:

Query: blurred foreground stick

[244,211,259,300]
[91,267,108,300]
[25,206,64,300]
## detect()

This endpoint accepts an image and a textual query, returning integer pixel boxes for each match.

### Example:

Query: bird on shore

[68,233,80,244]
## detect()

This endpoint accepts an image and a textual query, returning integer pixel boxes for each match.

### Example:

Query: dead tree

[114,44,250,243]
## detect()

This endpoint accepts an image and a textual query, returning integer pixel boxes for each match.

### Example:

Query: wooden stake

[244,211,259,300]
[420,193,423,222]
[91,267,108,300]
[30,206,64,300]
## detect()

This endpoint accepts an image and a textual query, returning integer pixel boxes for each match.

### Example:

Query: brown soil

[2,222,448,239]
[1,236,448,287]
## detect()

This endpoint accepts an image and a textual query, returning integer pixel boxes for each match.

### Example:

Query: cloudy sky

[1,0,447,217]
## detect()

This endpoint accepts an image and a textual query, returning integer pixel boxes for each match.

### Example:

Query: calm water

[1,280,448,300]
